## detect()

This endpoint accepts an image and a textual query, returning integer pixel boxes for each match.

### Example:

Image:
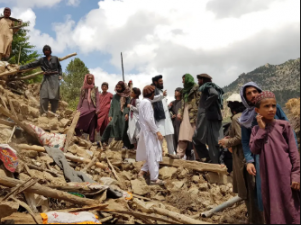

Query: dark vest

[153,87,166,121]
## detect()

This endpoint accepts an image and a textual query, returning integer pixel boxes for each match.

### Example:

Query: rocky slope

[222,58,300,120]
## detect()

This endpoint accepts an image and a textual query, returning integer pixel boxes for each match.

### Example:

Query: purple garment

[75,88,99,142]
[250,120,300,224]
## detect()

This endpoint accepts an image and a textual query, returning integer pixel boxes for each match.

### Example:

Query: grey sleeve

[205,88,219,109]
[19,59,41,71]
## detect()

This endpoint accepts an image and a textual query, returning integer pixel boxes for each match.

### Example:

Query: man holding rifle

[19,45,62,115]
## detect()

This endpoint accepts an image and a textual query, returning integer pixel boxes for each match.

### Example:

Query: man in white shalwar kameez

[137,85,164,185]
[151,75,175,155]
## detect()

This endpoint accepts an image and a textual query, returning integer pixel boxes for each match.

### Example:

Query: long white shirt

[136,98,162,162]
[127,99,140,144]
[152,91,174,136]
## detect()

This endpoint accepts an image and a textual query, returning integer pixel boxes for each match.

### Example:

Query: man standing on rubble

[19,45,62,115]
[193,74,224,164]
[151,75,175,155]
[0,7,22,61]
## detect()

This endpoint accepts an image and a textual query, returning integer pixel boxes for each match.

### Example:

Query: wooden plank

[160,157,227,174]
[0,176,102,206]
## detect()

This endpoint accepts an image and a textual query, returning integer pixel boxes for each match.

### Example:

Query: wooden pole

[64,111,81,153]
[0,53,77,79]
[160,157,228,174]
[18,46,22,65]
[17,144,108,170]
[0,176,103,206]
[121,52,125,82]
[152,207,209,224]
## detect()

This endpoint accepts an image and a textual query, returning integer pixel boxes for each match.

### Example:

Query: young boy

[137,85,164,185]
[250,91,300,224]
[97,82,113,136]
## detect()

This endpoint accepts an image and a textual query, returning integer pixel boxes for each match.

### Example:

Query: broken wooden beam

[160,157,227,174]
[17,144,108,170]
[152,207,209,224]
[0,176,104,206]
[64,111,81,153]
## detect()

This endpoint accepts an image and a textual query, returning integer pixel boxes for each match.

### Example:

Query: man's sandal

[166,154,181,159]
[150,180,165,186]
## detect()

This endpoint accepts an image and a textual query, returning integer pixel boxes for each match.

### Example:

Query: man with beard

[19,45,62,115]
[101,81,131,148]
[169,87,183,150]
[0,7,22,61]
[151,75,175,155]
[193,74,224,164]
[239,82,297,219]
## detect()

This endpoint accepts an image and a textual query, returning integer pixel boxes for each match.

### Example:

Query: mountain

[222,58,300,121]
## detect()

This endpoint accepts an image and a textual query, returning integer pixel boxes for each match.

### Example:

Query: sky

[0,0,300,99]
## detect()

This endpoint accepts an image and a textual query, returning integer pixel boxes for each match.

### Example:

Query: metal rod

[201,196,243,218]
[121,52,125,82]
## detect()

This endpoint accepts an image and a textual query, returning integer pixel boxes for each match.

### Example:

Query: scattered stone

[159,166,177,180]
[205,172,228,185]
[131,179,150,196]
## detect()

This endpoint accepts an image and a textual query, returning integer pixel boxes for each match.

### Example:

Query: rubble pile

[0,82,248,224]
[286,98,301,149]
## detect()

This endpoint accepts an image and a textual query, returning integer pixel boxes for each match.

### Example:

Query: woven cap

[197,73,212,79]
[254,91,276,105]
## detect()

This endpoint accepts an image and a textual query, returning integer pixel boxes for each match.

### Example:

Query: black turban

[152,75,163,83]
[175,87,183,92]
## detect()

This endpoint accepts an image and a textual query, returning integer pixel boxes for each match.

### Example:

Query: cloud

[206,0,282,18]
[67,0,80,7]
[0,0,62,8]
[3,0,300,98]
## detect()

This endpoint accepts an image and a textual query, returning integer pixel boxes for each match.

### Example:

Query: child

[127,88,141,149]
[101,81,131,148]
[250,91,300,224]
[137,85,164,185]
[97,82,113,136]
[75,74,99,142]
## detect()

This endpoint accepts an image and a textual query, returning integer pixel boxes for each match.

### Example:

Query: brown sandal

[150,180,165,186]
[166,154,181,159]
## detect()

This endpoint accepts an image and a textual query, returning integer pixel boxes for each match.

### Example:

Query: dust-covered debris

[0,81,251,224]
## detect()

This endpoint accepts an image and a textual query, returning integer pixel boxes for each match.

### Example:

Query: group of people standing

[75,72,300,224]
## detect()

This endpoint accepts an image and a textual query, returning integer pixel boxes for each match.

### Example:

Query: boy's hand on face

[247,163,256,176]
[256,114,266,129]
[291,182,300,191]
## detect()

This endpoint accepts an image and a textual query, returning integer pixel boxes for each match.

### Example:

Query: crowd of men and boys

[1,7,300,225]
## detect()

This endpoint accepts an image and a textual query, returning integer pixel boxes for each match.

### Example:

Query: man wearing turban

[151,75,175,155]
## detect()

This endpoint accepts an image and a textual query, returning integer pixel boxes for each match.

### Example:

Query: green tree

[61,58,90,109]
[9,23,40,65]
